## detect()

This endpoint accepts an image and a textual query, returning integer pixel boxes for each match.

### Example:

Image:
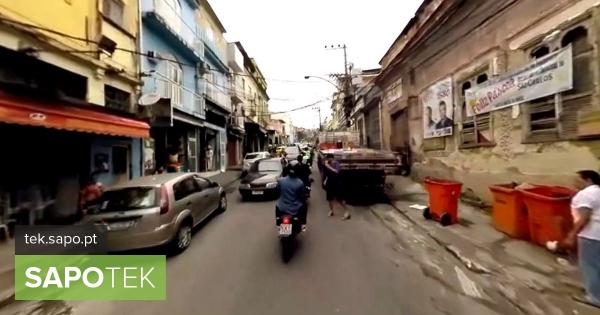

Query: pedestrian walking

[323,153,350,220]
[563,170,600,307]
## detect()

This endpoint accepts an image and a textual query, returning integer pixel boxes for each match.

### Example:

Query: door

[112,146,130,184]
[391,109,409,151]
[194,175,218,218]
[172,176,203,224]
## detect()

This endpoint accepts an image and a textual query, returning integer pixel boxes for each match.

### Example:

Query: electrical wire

[0,16,332,86]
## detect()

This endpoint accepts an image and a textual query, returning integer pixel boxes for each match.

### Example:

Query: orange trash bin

[489,184,529,240]
[518,185,576,246]
[423,178,462,226]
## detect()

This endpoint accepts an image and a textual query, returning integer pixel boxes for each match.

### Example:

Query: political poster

[421,77,454,139]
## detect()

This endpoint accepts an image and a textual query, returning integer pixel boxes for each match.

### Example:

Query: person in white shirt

[563,170,600,307]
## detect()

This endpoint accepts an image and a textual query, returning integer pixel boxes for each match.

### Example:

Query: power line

[0,16,328,86]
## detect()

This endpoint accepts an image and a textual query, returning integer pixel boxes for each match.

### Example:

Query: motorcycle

[277,214,302,262]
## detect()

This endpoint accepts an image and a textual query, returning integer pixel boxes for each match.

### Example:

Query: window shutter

[526,98,558,142]
[461,120,476,146]
[561,94,592,139]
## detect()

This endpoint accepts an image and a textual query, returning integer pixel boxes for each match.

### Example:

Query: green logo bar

[15,255,166,300]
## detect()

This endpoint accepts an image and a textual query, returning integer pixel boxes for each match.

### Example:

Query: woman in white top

[564,170,600,307]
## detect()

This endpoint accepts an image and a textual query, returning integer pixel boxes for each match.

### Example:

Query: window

[112,146,128,176]
[166,61,183,107]
[88,187,158,214]
[459,72,492,148]
[173,177,199,201]
[103,0,124,26]
[524,25,593,142]
[193,176,210,190]
[104,85,131,111]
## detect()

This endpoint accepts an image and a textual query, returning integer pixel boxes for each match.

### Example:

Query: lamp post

[304,75,341,90]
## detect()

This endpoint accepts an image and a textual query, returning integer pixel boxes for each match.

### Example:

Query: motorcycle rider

[296,153,311,187]
[276,162,308,231]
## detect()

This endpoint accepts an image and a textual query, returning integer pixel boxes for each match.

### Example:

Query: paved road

[3,171,518,315]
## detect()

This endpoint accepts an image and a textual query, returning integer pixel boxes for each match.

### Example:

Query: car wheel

[218,194,227,213]
[170,221,192,254]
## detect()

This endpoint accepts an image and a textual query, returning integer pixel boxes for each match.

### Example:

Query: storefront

[244,118,267,155]
[0,92,149,224]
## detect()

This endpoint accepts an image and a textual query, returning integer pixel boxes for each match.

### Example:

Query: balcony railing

[143,0,204,59]
[152,75,205,117]
[201,30,227,63]
[204,80,231,111]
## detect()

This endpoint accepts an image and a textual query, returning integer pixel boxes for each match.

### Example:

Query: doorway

[112,145,130,184]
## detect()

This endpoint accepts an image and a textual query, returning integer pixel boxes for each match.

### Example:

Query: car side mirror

[210,181,219,188]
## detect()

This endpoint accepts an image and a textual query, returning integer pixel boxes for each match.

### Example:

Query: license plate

[252,191,264,195]
[107,221,134,231]
[279,224,292,236]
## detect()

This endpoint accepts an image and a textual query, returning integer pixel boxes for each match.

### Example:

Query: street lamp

[304,75,341,91]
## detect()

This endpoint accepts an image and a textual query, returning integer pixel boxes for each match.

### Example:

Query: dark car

[239,158,283,200]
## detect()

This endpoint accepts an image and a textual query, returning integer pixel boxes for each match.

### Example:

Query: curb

[0,290,14,309]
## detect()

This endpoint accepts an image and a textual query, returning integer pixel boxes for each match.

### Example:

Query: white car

[243,152,270,170]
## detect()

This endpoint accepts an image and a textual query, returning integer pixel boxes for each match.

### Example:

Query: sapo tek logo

[15,255,166,300]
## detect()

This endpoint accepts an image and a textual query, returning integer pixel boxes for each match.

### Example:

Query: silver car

[81,173,227,253]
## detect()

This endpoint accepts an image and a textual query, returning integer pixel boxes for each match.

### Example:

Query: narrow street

[0,171,524,315]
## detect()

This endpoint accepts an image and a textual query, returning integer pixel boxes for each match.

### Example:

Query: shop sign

[421,77,454,139]
[466,45,573,117]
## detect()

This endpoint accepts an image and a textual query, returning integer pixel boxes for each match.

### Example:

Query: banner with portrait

[421,77,454,139]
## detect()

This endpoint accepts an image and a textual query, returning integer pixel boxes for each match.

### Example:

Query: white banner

[421,77,454,139]
[466,46,573,117]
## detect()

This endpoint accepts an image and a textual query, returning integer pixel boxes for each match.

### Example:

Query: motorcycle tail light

[282,217,291,224]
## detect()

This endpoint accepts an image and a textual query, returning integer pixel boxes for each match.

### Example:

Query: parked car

[239,158,284,200]
[243,152,271,171]
[81,173,227,253]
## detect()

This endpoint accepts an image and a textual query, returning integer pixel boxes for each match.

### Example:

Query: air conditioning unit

[147,51,159,64]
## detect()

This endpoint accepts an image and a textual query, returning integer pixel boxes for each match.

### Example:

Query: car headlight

[266,182,278,188]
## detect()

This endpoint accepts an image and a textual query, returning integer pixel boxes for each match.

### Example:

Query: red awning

[0,93,150,138]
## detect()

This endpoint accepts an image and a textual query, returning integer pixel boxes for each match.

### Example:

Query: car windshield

[245,154,259,159]
[87,187,158,214]
[257,160,282,173]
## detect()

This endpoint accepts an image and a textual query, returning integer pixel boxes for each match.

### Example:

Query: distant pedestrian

[323,153,350,220]
[563,170,600,307]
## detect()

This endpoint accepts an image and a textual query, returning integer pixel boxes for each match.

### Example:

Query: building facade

[198,0,230,172]
[234,43,269,154]
[140,0,207,173]
[226,42,246,167]
[0,0,149,223]
[378,0,600,203]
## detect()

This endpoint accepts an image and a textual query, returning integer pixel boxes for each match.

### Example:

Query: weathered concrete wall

[381,0,600,204]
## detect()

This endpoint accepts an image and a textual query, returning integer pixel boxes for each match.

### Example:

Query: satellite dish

[138,92,161,106]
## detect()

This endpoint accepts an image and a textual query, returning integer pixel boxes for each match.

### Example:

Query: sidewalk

[377,175,600,315]
[200,169,242,187]
[0,170,242,307]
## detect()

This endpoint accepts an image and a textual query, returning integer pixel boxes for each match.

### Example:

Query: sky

[209,0,422,129]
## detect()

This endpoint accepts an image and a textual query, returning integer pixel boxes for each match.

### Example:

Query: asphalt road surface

[3,170,518,315]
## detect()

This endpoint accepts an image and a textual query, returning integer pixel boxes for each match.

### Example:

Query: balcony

[203,80,231,112]
[142,0,204,61]
[201,30,227,66]
[152,76,205,117]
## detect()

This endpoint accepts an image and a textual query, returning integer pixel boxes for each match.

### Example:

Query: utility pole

[325,44,352,129]
[316,106,322,131]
